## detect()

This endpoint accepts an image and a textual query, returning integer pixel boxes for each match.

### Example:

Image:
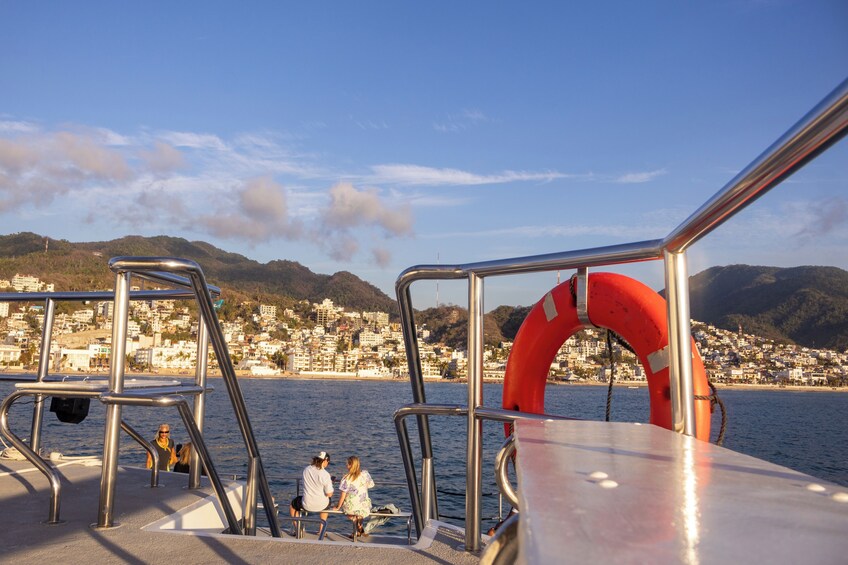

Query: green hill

[3,234,847,350]
[688,265,848,350]
[0,233,397,315]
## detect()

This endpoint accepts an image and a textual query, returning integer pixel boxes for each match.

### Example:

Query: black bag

[49,397,90,424]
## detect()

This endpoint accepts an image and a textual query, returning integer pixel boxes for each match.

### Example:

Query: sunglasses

[159,431,170,434]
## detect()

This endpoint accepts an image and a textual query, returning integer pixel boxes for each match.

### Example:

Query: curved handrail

[119,420,160,488]
[0,390,62,523]
[100,393,242,535]
[107,256,281,536]
[494,435,518,510]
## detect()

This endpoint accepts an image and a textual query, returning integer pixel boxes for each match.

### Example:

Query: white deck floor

[514,420,848,564]
[0,458,477,564]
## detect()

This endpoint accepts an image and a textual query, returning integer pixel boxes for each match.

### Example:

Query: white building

[56,348,94,372]
[72,309,95,323]
[359,329,383,347]
[259,304,277,319]
[11,274,42,292]
[0,344,21,364]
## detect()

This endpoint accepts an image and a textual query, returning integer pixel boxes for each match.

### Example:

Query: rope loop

[693,381,727,445]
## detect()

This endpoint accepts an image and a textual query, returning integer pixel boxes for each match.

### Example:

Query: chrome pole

[395,415,423,536]
[421,457,433,523]
[189,318,209,490]
[30,297,56,454]
[664,250,696,436]
[97,270,130,528]
[465,272,484,552]
[244,457,258,535]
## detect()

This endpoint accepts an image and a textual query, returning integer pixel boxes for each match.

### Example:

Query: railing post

[244,457,258,535]
[97,271,130,528]
[189,318,209,489]
[421,456,434,523]
[30,297,56,454]
[465,272,484,552]
[663,250,696,437]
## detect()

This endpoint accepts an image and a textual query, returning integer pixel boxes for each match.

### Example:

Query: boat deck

[514,420,848,564]
[0,457,478,564]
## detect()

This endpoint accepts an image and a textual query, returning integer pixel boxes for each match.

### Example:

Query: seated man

[289,451,334,535]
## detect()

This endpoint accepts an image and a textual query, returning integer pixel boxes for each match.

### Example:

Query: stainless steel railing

[106,257,282,536]
[395,77,848,551]
[0,286,218,451]
[0,257,284,537]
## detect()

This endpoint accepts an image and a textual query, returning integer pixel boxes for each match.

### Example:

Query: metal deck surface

[514,420,848,564]
[0,458,478,564]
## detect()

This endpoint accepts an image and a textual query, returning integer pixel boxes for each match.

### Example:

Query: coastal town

[1,273,846,388]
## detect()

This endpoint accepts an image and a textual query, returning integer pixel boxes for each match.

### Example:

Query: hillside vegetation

[0,233,397,315]
[2,233,846,350]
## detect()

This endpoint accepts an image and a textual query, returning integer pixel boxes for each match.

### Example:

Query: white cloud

[0,120,39,134]
[614,169,667,183]
[160,131,228,151]
[372,246,391,267]
[138,141,186,174]
[321,182,412,236]
[54,131,132,180]
[196,177,301,243]
[370,164,567,186]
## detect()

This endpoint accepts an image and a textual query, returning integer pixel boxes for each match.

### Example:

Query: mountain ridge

[1,233,846,350]
[0,232,397,314]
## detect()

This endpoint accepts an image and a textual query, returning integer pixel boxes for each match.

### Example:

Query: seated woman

[334,455,374,538]
[173,442,205,474]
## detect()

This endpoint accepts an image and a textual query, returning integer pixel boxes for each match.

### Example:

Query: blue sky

[1,1,846,309]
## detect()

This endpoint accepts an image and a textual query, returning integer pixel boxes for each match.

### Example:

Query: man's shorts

[291,496,330,513]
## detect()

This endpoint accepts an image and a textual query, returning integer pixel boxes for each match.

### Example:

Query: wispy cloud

[160,131,228,151]
[794,197,848,239]
[433,108,489,133]
[353,118,389,131]
[316,182,413,262]
[196,176,303,242]
[138,141,186,174]
[427,223,660,240]
[0,120,40,134]
[370,163,567,186]
[614,168,667,183]
[0,120,416,267]
[372,246,392,267]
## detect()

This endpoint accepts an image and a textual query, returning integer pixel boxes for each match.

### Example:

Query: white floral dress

[339,470,375,518]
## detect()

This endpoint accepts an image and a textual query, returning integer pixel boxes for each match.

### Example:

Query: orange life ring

[502,272,711,441]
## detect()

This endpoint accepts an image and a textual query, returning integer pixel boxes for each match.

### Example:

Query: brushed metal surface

[514,420,848,564]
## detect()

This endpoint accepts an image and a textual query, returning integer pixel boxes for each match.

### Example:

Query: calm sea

[2,379,846,532]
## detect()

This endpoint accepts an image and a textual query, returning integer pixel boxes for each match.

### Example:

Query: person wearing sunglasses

[146,424,178,471]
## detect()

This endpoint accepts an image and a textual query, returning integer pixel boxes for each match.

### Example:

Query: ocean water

[1,379,846,532]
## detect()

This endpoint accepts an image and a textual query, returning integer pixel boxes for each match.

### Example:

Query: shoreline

[2,369,844,392]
